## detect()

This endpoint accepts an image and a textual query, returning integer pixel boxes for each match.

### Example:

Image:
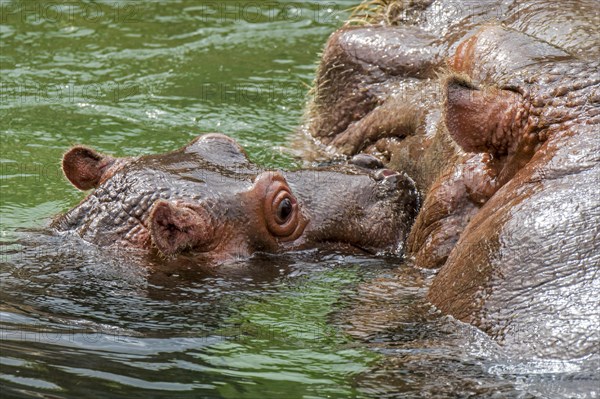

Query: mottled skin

[306,0,599,358]
[54,134,419,263]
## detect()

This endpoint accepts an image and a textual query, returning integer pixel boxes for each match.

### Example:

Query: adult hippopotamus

[305,0,599,358]
[54,133,419,263]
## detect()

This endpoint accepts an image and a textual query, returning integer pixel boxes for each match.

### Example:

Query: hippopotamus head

[305,0,599,361]
[54,134,419,263]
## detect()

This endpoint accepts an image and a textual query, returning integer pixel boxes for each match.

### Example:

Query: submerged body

[306,0,599,358]
[55,134,419,263]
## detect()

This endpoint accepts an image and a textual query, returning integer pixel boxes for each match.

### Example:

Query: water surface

[1,1,596,398]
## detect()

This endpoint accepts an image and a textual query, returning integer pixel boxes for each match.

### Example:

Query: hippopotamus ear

[149,200,213,256]
[62,146,114,190]
[443,75,524,156]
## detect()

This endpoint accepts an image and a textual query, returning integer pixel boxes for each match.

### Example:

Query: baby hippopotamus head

[54,134,419,263]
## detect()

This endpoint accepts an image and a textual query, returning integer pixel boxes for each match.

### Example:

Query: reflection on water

[1,231,385,398]
[1,1,597,398]
[2,231,597,398]
[337,270,599,398]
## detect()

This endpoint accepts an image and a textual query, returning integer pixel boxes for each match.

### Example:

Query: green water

[1,0,357,230]
[0,1,390,398]
[2,2,596,398]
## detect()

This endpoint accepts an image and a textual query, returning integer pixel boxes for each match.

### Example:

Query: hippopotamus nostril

[349,154,384,170]
[373,168,399,182]
[374,170,418,194]
[383,173,401,186]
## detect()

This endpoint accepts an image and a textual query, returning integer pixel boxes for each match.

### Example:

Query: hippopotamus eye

[253,171,305,241]
[262,176,301,239]
[275,197,293,224]
[271,190,297,228]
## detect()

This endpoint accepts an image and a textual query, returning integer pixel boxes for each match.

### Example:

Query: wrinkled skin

[54,134,419,264]
[306,0,599,358]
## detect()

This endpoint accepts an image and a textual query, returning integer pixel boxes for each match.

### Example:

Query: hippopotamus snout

[283,153,419,255]
[351,153,416,196]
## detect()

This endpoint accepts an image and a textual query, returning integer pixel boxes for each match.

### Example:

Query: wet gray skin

[305,0,599,359]
[53,133,419,264]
